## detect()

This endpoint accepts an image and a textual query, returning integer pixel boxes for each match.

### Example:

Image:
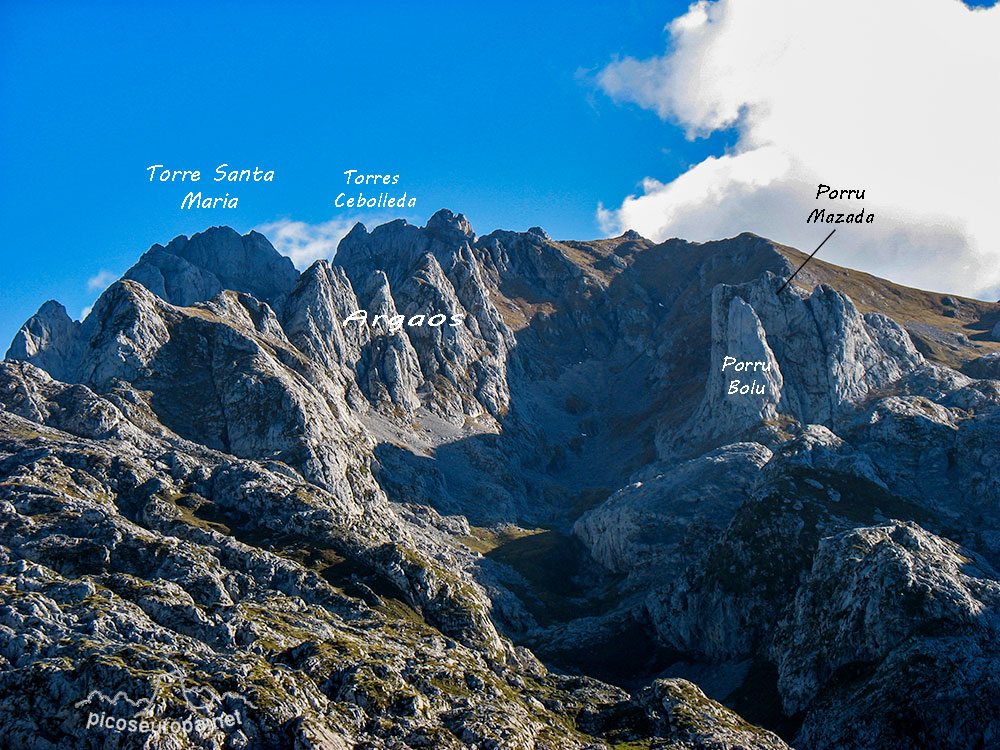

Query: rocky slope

[3,212,999,749]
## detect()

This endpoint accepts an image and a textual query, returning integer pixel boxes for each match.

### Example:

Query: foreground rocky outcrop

[4,214,1000,748]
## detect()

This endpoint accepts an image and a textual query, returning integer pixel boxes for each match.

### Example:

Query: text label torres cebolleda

[336,170,416,209]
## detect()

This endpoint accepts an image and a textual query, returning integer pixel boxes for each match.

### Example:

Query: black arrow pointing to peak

[777,229,836,294]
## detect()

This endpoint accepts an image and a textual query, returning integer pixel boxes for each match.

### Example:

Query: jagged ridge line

[74,670,252,713]
[73,690,155,710]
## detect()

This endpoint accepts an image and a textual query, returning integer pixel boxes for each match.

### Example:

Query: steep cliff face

[10,278,370,499]
[574,442,773,577]
[5,215,1000,749]
[124,227,299,312]
[4,300,82,382]
[774,521,1000,714]
[283,260,365,374]
[336,210,516,422]
[673,274,924,451]
[779,522,1000,750]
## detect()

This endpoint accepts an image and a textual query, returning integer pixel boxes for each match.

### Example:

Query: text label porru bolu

[722,356,772,396]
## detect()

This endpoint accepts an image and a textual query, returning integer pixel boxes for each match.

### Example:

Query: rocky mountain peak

[672,271,925,451]
[341,220,370,248]
[426,207,475,240]
[124,226,299,311]
[4,299,80,382]
[361,269,396,313]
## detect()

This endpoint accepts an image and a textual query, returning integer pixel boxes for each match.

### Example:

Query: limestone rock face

[0,360,585,748]
[778,522,1000,750]
[124,227,300,312]
[638,679,792,750]
[283,260,366,374]
[774,521,1000,715]
[354,271,424,414]
[334,210,516,421]
[574,442,773,577]
[5,300,82,382]
[74,280,173,389]
[683,291,784,445]
[5,217,1000,749]
[124,243,225,307]
[579,677,794,749]
[676,275,924,451]
[337,210,473,292]
[476,227,582,297]
[8,278,369,497]
[765,284,924,425]
[962,350,1000,379]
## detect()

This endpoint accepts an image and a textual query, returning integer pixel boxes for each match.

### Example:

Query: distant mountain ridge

[3,210,1000,748]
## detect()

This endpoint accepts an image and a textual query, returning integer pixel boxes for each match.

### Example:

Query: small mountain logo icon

[74,666,247,717]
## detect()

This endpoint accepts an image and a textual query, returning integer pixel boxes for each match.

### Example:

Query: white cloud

[86,270,118,292]
[82,271,118,321]
[254,218,360,269]
[597,0,1000,297]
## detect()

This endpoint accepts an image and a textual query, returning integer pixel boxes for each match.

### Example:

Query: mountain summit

[3,214,1000,748]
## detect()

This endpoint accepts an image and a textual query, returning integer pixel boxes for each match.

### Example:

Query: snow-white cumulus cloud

[86,270,118,292]
[597,0,1000,297]
[254,217,360,269]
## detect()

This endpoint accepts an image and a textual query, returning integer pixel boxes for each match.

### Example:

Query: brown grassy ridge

[773,241,1000,369]
[550,231,1000,371]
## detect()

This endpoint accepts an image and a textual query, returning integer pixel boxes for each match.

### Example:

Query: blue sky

[1,0,997,350]
[0,0,723,347]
